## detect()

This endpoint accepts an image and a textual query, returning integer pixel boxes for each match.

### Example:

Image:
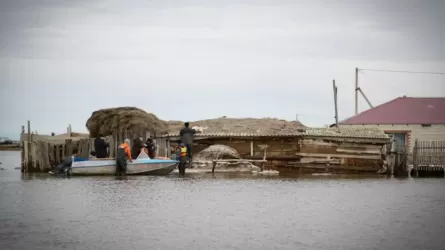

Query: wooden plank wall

[21,129,168,172]
[413,140,445,166]
[22,137,112,172]
[155,138,168,157]
[169,137,301,158]
[298,138,384,169]
[168,136,385,171]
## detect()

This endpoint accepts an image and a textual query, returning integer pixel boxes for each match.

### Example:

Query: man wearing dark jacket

[145,138,157,159]
[179,122,196,162]
[94,136,109,158]
[131,137,143,159]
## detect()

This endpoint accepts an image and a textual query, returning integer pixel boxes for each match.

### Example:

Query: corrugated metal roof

[161,127,389,140]
[341,97,445,124]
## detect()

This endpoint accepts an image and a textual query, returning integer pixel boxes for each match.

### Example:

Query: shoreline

[0,144,21,151]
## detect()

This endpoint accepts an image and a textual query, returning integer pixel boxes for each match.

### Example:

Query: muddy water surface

[1,151,444,250]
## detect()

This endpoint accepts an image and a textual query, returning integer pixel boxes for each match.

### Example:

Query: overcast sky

[1,0,445,139]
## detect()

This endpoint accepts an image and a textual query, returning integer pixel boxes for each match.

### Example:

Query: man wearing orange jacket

[116,139,132,176]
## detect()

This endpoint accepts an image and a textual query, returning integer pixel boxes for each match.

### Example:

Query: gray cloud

[0,0,444,138]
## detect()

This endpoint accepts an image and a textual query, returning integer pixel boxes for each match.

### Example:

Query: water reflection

[1,151,445,250]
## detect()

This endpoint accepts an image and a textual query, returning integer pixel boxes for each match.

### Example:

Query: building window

[421,124,431,127]
[386,132,407,153]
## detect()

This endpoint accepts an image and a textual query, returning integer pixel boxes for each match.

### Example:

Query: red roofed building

[338,96,445,152]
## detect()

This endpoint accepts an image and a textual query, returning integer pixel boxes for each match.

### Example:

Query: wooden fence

[412,140,445,177]
[413,140,445,166]
[21,130,172,173]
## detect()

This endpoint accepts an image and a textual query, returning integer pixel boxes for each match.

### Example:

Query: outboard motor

[49,156,73,177]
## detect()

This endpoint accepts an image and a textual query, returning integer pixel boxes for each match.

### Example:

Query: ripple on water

[0,154,444,250]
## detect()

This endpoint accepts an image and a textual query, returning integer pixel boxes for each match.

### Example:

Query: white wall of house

[339,124,445,152]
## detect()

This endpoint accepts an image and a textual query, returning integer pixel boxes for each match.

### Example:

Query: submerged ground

[1,151,444,250]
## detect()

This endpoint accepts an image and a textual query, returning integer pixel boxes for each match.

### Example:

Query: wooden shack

[156,127,390,173]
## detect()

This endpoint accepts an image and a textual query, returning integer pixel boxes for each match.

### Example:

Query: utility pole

[355,67,358,115]
[333,80,339,127]
[357,88,374,109]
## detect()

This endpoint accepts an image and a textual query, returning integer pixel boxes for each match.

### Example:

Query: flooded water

[1,151,445,250]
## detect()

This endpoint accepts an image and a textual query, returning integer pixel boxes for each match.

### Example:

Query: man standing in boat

[179,122,197,163]
[145,138,157,159]
[94,136,109,159]
[116,139,132,176]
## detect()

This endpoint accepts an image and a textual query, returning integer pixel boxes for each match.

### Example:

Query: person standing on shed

[116,139,132,176]
[179,122,196,163]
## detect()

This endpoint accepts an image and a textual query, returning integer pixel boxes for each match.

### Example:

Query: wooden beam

[243,155,302,160]
[211,159,267,163]
[336,148,381,154]
[287,164,378,172]
[296,152,380,160]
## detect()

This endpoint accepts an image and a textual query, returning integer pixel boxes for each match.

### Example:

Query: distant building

[336,96,445,152]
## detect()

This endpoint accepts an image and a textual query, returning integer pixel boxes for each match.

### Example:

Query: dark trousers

[178,157,187,176]
[116,158,127,176]
[186,144,192,161]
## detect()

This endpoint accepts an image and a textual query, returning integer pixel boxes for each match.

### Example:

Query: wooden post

[325,155,331,172]
[164,139,168,158]
[167,139,171,158]
[355,67,359,115]
[394,153,399,176]
[333,79,339,127]
[212,160,217,173]
[413,139,418,170]
[26,120,31,172]
[21,125,25,172]
[67,124,72,137]
[250,140,254,156]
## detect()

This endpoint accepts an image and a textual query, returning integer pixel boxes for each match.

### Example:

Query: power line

[359,68,445,75]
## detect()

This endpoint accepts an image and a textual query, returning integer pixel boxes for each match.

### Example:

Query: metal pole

[355,67,359,115]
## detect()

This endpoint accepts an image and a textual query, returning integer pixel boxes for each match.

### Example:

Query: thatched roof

[167,117,305,135]
[85,107,169,137]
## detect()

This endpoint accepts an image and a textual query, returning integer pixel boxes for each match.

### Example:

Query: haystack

[85,107,169,138]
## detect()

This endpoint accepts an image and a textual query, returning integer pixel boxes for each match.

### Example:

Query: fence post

[413,139,418,177]
[26,120,31,172]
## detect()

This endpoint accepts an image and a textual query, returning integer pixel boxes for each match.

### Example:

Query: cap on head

[124,139,130,144]
[179,143,185,147]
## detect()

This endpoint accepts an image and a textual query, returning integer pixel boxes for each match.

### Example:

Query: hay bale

[85,107,169,138]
